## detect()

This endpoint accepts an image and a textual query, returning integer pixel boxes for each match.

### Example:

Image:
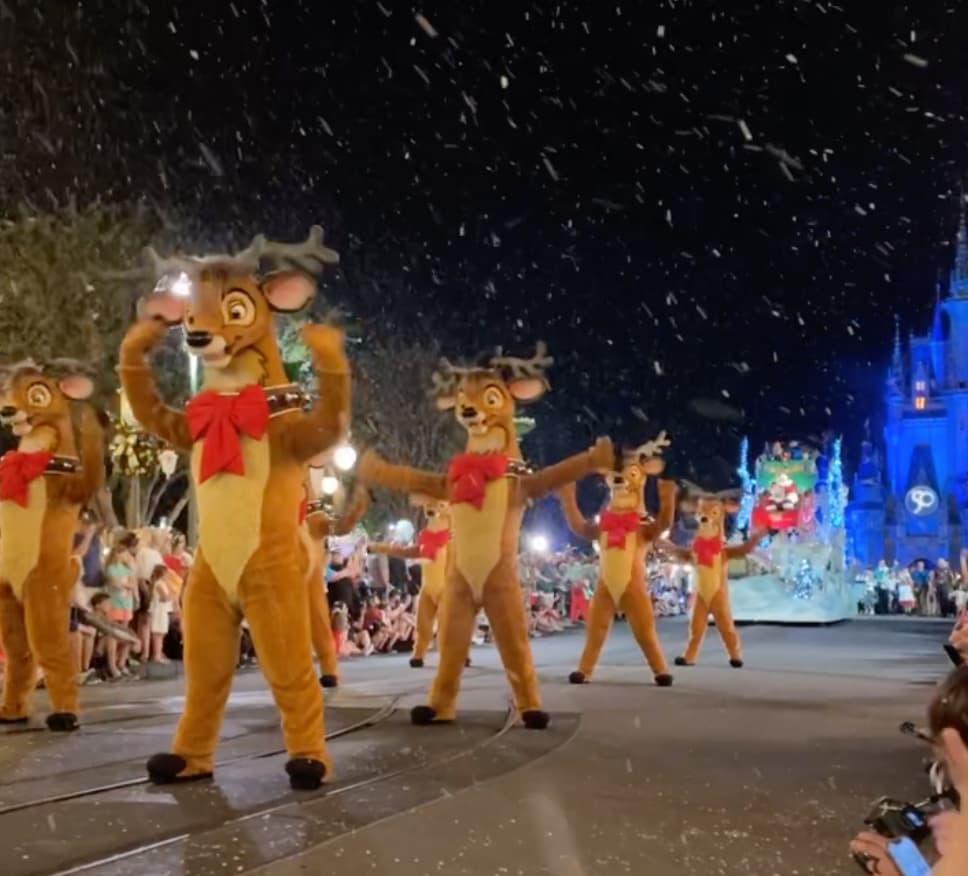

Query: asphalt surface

[0,615,955,876]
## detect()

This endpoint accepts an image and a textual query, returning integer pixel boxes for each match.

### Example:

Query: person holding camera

[850,666,968,875]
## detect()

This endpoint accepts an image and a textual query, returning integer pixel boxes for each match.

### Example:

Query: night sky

[6,1,968,495]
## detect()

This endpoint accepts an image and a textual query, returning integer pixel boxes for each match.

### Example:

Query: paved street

[0,616,954,875]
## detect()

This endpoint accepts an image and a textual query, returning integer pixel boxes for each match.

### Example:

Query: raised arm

[724,529,768,560]
[306,515,333,541]
[357,450,448,501]
[117,320,193,450]
[283,324,351,463]
[332,486,370,536]
[524,437,614,500]
[368,542,421,560]
[555,482,599,541]
[64,404,107,505]
[641,478,679,541]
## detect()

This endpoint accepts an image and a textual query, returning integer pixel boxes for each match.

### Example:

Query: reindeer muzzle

[185,331,214,349]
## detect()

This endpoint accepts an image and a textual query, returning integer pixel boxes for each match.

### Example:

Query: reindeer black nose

[699,515,709,525]
[460,405,478,419]
[613,476,625,486]
[185,331,213,349]
[0,406,17,419]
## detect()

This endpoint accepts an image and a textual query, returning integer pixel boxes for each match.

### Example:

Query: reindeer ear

[724,499,741,514]
[409,492,431,507]
[139,292,185,326]
[262,271,316,313]
[59,374,95,401]
[436,395,457,411]
[678,496,698,515]
[507,377,547,402]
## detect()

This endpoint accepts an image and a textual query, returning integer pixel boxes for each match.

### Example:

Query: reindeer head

[606,431,671,512]
[410,493,451,530]
[137,227,338,390]
[431,343,552,454]
[679,485,741,539]
[0,359,94,454]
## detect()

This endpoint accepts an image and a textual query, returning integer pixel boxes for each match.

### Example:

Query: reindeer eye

[483,386,504,408]
[26,383,52,408]
[222,290,255,326]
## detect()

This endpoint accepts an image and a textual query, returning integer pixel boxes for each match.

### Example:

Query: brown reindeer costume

[661,490,765,668]
[118,228,349,790]
[299,467,369,688]
[368,495,452,668]
[0,360,104,731]
[556,432,678,686]
[358,344,613,727]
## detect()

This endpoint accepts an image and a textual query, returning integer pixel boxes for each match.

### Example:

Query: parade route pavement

[0,616,954,875]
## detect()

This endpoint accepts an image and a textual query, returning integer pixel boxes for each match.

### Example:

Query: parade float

[726,437,855,624]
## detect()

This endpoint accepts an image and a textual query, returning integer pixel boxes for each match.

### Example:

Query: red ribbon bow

[0,450,53,507]
[692,535,724,567]
[418,527,451,560]
[185,386,270,483]
[599,509,640,548]
[447,452,508,509]
[298,497,309,525]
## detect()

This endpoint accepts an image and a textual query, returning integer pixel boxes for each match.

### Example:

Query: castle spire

[954,185,968,290]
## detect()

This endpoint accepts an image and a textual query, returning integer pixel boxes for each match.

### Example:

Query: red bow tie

[0,450,53,507]
[692,535,724,567]
[418,527,451,560]
[448,452,508,509]
[185,386,270,483]
[599,509,640,548]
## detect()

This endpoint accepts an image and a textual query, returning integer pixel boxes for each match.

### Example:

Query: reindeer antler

[631,430,671,459]
[259,225,340,275]
[429,357,474,399]
[43,358,97,380]
[489,341,554,386]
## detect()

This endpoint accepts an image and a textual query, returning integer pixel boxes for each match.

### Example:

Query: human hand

[929,810,960,858]
[950,623,968,661]
[848,832,901,876]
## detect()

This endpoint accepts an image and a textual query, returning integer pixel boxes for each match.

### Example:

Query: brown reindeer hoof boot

[465,657,472,667]
[409,657,424,668]
[729,658,744,668]
[674,656,694,667]
[46,712,79,732]
[411,705,439,725]
[147,753,213,785]
[522,709,550,730]
[568,671,587,684]
[654,674,674,687]
[319,674,339,688]
[286,757,326,791]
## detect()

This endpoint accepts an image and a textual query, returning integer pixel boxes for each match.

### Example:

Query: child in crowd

[148,565,174,663]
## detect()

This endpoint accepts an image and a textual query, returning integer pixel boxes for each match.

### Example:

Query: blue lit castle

[847,211,968,566]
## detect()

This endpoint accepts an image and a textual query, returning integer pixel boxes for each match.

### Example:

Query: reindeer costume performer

[369,495,452,668]
[662,490,764,668]
[118,228,349,790]
[358,344,613,728]
[556,432,678,686]
[0,360,104,731]
[300,465,368,688]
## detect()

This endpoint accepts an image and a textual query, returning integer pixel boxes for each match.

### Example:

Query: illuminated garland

[109,417,165,478]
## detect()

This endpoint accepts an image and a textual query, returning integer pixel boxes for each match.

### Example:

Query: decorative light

[170,272,192,298]
[321,475,340,496]
[159,449,179,478]
[528,533,549,554]
[333,443,357,472]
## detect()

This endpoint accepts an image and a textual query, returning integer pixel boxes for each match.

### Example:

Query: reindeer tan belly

[421,551,448,600]
[696,557,723,604]
[600,535,636,602]
[450,478,508,604]
[193,437,270,603]
[0,479,47,600]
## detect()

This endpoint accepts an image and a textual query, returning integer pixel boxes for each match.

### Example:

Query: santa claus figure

[752,472,800,530]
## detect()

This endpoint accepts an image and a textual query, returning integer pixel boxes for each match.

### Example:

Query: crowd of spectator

[856,555,968,617]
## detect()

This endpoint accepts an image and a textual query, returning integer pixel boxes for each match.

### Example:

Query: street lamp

[333,443,357,472]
